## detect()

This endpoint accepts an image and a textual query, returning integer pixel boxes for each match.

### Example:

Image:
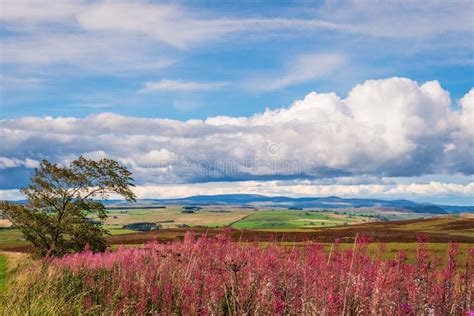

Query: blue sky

[1,0,472,119]
[0,0,473,204]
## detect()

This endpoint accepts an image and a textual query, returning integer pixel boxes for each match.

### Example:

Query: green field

[0,229,28,251]
[1,207,472,254]
[0,255,6,293]
[231,210,368,229]
[249,241,472,265]
[0,229,25,243]
[362,242,471,263]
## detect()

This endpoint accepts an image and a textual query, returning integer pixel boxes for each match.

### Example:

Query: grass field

[325,242,472,265]
[0,229,25,243]
[0,255,6,293]
[106,241,472,265]
[1,210,473,253]
[104,206,254,229]
[231,210,369,229]
[0,229,28,252]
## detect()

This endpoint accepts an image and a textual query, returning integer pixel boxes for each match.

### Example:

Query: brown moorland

[106,217,474,245]
[2,217,473,253]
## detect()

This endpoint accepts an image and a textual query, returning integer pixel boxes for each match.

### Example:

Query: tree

[0,156,136,257]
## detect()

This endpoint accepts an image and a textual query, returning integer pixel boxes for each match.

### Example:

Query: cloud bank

[1,77,472,191]
[3,180,474,205]
[1,0,471,69]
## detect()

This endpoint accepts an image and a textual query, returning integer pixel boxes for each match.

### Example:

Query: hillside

[106,217,474,245]
[102,194,473,214]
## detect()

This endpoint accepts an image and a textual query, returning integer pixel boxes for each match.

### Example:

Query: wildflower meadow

[1,231,473,315]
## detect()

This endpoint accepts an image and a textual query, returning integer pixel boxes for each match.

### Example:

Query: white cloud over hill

[2,180,474,205]
[1,78,473,189]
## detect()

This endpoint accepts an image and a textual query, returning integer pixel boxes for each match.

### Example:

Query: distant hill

[100,194,474,214]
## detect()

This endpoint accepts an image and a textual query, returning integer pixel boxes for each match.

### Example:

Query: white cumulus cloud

[0,157,39,169]
[0,77,472,188]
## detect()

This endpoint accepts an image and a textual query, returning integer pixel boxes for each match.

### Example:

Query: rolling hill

[102,194,473,214]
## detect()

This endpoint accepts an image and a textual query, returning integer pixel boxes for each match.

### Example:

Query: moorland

[1,195,473,314]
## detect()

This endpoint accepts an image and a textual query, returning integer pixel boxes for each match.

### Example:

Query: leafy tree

[0,157,136,257]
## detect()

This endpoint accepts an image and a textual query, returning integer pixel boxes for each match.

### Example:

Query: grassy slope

[231,210,367,229]
[0,229,29,252]
[338,216,474,238]
[1,213,473,253]
[250,242,472,265]
[0,255,6,293]
[106,217,474,246]
[0,229,26,243]
[394,217,474,237]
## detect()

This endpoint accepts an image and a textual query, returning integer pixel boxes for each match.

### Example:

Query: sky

[0,0,473,205]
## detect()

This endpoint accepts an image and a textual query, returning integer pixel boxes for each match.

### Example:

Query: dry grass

[0,254,85,314]
[0,251,29,270]
[0,251,30,295]
[0,220,12,228]
[393,217,474,237]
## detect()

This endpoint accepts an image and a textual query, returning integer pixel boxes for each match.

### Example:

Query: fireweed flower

[41,231,474,314]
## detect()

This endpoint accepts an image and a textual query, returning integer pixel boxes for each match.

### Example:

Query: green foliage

[0,157,136,257]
